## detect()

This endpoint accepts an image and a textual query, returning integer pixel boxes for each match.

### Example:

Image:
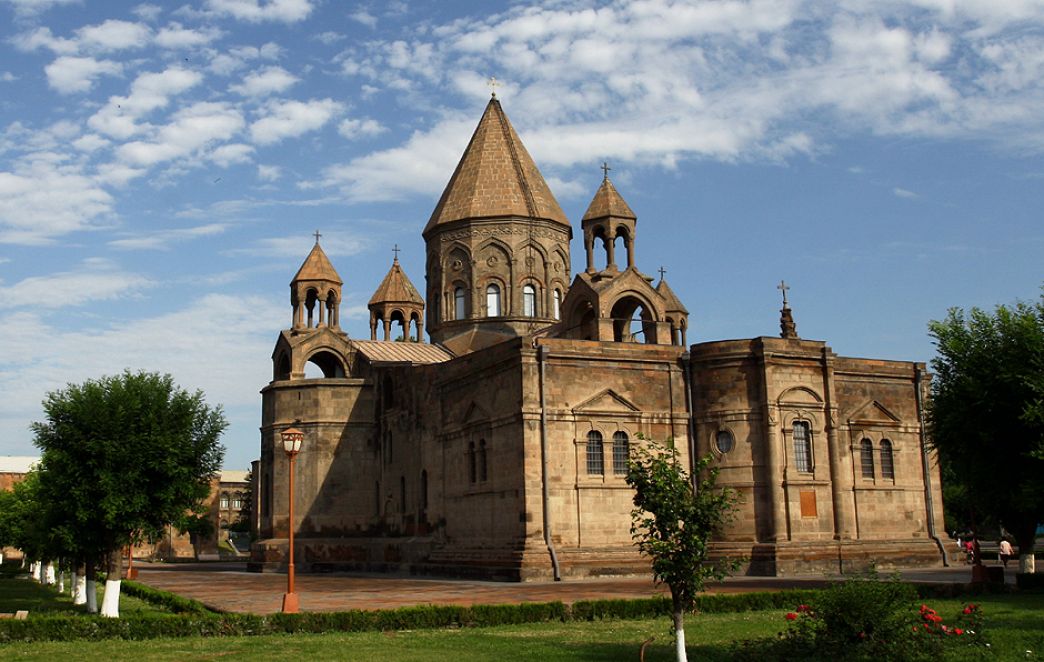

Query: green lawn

[0,575,170,616]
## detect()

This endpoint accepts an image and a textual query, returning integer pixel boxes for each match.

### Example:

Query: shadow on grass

[0,577,82,615]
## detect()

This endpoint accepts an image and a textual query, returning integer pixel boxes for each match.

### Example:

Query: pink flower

[785,612,798,621]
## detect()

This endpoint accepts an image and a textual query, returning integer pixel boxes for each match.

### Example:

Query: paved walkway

[132,562,1001,615]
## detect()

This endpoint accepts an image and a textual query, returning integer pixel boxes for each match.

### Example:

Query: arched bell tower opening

[369,249,425,342]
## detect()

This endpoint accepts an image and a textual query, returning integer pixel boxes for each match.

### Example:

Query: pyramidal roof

[292,241,342,284]
[369,258,423,306]
[582,176,636,222]
[424,98,568,235]
[656,278,688,314]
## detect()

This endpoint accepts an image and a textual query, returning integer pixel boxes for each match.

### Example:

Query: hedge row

[120,580,213,614]
[0,582,1002,645]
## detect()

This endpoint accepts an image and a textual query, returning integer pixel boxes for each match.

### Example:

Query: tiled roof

[220,470,250,483]
[369,258,424,306]
[353,340,454,364]
[582,176,636,222]
[292,241,342,284]
[424,98,568,234]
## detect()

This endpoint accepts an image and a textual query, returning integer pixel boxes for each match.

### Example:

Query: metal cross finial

[658,266,667,281]
[601,161,611,181]
[313,229,322,244]
[488,76,499,99]
[778,280,790,307]
[392,244,400,260]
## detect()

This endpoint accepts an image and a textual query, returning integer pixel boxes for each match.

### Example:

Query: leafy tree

[626,439,739,662]
[928,292,1044,573]
[32,370,227,617]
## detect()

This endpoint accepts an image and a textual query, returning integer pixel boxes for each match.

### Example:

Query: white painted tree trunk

[57,570,64,593]
[30,561,39,581]
[35,562,45,583]
[676,625,687,662]
[44,562,56,585]
[1019,553,1036,574]
[73,574,87,605]
[100,579,121,618]
[86,579,98,613]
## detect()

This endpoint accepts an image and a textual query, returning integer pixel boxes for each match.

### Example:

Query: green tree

[626,439,739,662]
[32,371,227,617]
[928,292,1044,573]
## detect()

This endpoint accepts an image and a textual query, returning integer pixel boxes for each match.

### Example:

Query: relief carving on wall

[439,225,569,242]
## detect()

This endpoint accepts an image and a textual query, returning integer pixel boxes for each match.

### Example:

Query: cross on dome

[778,280,790,307]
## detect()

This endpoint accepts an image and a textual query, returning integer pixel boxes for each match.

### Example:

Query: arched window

[486,284,501,317]
[586,430,604,475]
[612,431,629,475]
[860,438,875,479]
[793,421,813,473]
[454,287,466,320]
[880,439,895,480]
[478,439,488,482]
[523,284,536,317]
[467,441,476,484]
[553,289,561,320]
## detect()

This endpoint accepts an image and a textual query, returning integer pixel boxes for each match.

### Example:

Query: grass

[1,592,1043,660]
[0,575,171,616]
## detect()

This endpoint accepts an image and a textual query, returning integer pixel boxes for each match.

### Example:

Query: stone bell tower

[423,94,573,355]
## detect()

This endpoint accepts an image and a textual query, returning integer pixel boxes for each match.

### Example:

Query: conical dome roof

[582,176,636,222]
[292,241,342,285]
[656,277,688,314]
[369,258,423,306]
[424,98,568,235]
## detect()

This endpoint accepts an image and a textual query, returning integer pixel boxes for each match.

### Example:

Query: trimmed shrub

[120,580,213,614]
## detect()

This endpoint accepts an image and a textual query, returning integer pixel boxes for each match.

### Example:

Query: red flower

[955,628,964,635]
[797,604,811,613]
[963,606,973,615]
[785,612,798,621]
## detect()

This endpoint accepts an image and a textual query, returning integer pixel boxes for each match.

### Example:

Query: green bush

[120,580,213,614]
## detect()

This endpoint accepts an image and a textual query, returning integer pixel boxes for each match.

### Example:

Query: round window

[715,429,735,454]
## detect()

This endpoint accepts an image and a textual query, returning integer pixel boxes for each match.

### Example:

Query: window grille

[860,438,875,479]
[612,431,629,475]
[880,439,895,480]
[586,430,604,475]
[793,421,813,472]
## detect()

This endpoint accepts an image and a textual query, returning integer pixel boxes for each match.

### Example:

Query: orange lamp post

[280,427,304,613]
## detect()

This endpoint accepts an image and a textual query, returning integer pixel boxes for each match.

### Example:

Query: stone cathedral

[251,97,947,579]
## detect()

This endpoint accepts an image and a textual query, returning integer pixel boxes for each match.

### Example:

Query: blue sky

[1,0,1041,470]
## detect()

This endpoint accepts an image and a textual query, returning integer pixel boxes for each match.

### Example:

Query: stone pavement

[132,562,999,615]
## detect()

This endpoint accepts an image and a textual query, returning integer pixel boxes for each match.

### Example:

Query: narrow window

[586,430,604,475]
[860,438,875,479]
[467,441,476,484]
[220,494,229,509]
[553,289,561,320]
[880,439,895,480]
[793,421,813,473]
[399,476,406,513]
[523,284,536,317]
[612,431,629,475]
[421,470,428,511]
[454,287,465,320]
[478,439,488,482]
[374,481,380,516]
[486,284,501,316]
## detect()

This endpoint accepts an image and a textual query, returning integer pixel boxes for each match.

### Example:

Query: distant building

[245,97,945,579]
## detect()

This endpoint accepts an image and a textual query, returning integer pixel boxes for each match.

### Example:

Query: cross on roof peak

[778,280,790,307]
[392,244,400,261]
[601,161,611,181]
[488,76,499,99]
[658,266,667,281]
[313,229,322,244]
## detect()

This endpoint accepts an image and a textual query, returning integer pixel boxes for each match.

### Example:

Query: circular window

[715,429,735,454]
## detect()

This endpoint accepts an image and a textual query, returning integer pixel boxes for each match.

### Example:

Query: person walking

[999,538,1014,568]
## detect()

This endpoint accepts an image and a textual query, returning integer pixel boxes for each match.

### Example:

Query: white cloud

[1,0,78,16]
[893,187,919,199]
[76,19,152,51]
[115,101,245,167]
[108,223,226,250]
[230,66,298,97]
[88,67,204,139]
[337,117,385,139]
[45,56,123,94]
[349,10,377,28]
[257,164,281,181]
[209,142,254,167]
[205,0,313,23]
[0,259,151,309]
[155,22,223,49]
[72,134,110,152]
[231,232,368,258]
[0,72,16,82]
[249,98,342,145]
[208,41,282,75]
[0,156,114,244]
[133,3,163,22]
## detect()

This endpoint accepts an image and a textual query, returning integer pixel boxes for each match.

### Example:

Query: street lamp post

[280,427,304,613]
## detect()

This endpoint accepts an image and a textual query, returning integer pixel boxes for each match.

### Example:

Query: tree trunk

[671,592,688,662]
[1015,524,1037,575]
[44,562,56,585]
[85,563,98,614]
[57,568,64,593]
[73,568,87,605]
[100,552,122,618]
